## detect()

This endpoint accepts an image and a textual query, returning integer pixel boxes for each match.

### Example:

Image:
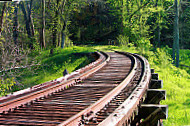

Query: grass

[91,45,190,126]
[0,46,95,96]
[19,46,95,88]
[179,49,190,74]
[166,48,190,74]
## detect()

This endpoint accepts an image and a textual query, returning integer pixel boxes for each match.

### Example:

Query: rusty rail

[58,52,137,126]
[0,51,167,126]
[0,51,109,113]
[97,52,151,126]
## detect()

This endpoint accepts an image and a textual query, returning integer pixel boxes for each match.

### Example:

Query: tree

[13,2,19,45]
[27,0,35,36]
[173,0,179,67]
[0,2,7,36]
[41,0,45,48]
[20,1,34,49]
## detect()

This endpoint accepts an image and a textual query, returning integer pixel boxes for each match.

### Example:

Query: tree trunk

[179,0,183,49]
[13,2,19,45]
[20,2,33,48]
[52,0,61,48]
[61,32,65,49]
[52,20,57,47]
[42,0,46,48]
[52,10,58,47]
[157,25,161,47]
[173,0,179,67]
[0,2,7,36]
[30,14,35,36]
[27,0,35,36]
[61,23,66,49]
[20,2,31,37]
[155,0,161,47]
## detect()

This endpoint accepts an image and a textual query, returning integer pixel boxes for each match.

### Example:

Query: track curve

[0,51,152,126]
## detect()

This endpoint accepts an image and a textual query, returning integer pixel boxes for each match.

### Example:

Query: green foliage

[117,35,129,46]
[148,47,172,69]
[136,38,152,56]
[64,34,73,47]
[179,49,190,74]
[109,0,166,43]
[32,39,41,52]
[15,46,95,89]
[0,46,95,96]
[0,77,16,96]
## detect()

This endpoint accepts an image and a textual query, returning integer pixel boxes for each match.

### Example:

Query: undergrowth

[0,46,95,96]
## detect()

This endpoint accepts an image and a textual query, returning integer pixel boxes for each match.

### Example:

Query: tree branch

[128,0,150,21]
[0,63,41,73]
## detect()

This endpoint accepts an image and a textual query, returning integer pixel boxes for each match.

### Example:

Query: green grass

[179,49,190,74]
[91,45,190,126]
[180,49,190,66]
[166,48,190,74]
[19,46,95,88]
[0,46,95,96]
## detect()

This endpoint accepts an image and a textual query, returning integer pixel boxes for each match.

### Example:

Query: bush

[136,37,152,56]
[154,48,172,68]
[117,35,129,46]
[0,77,16,96]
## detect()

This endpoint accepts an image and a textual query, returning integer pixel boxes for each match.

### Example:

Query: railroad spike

[92,117,98,123]
[81,119,85,124]
[106,111,110,115]
[2,111,6,115]
[81,115,85,120]
[8,109,11,112]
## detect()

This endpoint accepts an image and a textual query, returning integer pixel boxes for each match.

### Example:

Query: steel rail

[58,52,137,126]
[97,52,151,126]
[0,51,154,126]
[0,51,109,114]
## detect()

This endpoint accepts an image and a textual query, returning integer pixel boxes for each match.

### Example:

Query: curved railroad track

[0,51,167,126]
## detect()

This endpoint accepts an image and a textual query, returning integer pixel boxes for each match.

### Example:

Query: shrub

[0,77,16,96]
[136,37,152,56]
[117,35,129,46]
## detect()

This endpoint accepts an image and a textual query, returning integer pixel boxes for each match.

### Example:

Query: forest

[0,0,190,125]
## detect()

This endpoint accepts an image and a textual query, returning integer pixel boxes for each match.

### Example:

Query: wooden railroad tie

[144,89,166,104]
[149,79,163,89]
[139,104,168,126]
[151,73,159,80]
[138,69,167,126]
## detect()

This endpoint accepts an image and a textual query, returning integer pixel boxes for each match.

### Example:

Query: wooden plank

[144,89,166,104]
[149,79,163,89]
[139,104,168,122]
[151,73,159,80]
[151,69,155,74]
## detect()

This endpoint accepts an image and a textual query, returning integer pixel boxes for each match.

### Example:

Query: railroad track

[0,51,167,126]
